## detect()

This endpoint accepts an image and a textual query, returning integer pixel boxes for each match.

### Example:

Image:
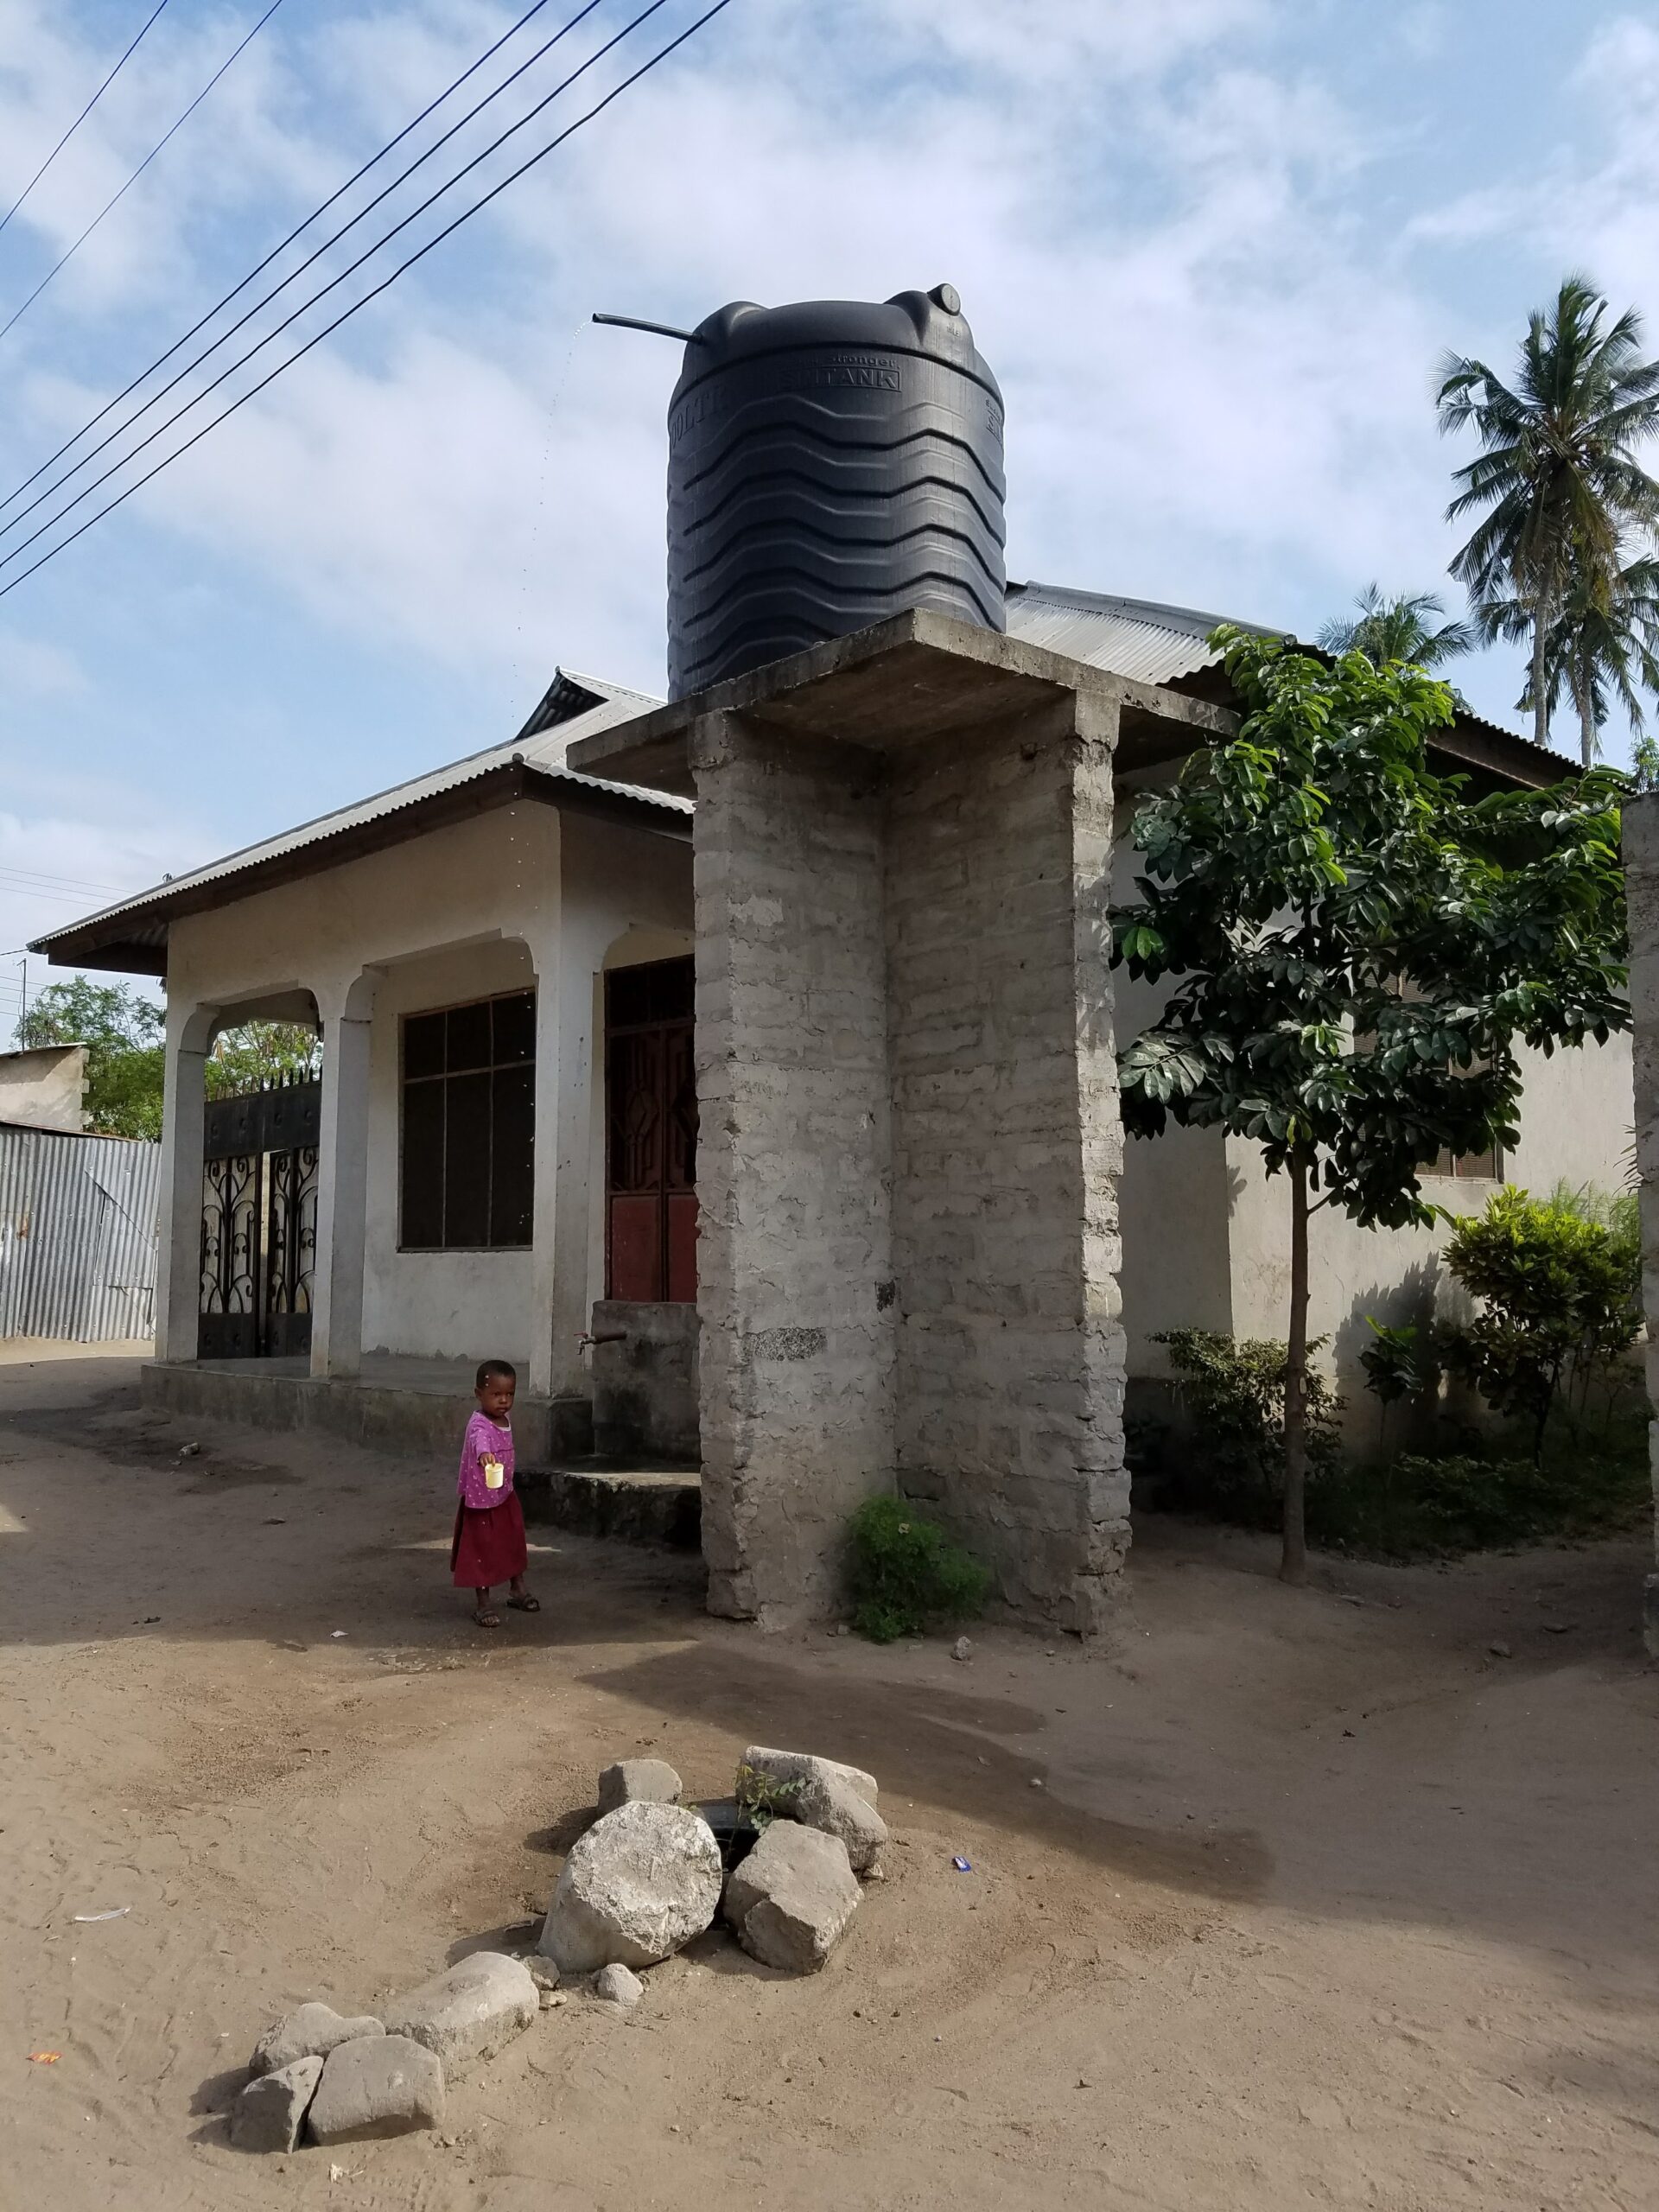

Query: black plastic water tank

[665,284,1006,700]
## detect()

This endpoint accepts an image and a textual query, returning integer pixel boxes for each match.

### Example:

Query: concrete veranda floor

[3,1347,1657,2212]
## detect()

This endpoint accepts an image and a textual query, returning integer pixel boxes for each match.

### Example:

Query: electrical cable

[0,0,597,532]
[0,0,176,241]
[0,0,666,572]
[0,0,734,601]
[0,0,289,345]
[0,0,564,521]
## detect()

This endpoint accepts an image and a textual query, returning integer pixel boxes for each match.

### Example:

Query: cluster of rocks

[230,1743,883,2156]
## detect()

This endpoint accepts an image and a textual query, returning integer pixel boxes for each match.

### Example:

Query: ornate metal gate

[199,1074,321,1358]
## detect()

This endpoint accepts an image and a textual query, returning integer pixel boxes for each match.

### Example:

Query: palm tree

[1478,554,1659,762]
[1437,274,1659,760]
[1317,584,1474,669]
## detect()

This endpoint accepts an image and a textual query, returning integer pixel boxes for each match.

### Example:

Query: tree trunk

[1574,669,1596,772]
[1531,604,1551,753]
[1281,1148,1311,1586]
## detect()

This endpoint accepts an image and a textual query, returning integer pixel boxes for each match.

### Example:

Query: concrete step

[518,1459,701,1550]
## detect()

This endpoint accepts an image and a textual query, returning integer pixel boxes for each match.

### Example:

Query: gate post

[156,1001,215,1362]
[1624,795,1659,1656]
[310,976,375,1380]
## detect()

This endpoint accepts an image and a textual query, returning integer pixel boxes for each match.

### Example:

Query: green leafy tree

[16,976,164,1139]
[1111,627,1628,1582]
[1437,274,1659,761]
[205,1020,319,1097]
[1316,585,1474,671]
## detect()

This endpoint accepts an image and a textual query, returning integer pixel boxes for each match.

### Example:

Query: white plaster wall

[0,1045,86,1134]
[164,800,694,1371]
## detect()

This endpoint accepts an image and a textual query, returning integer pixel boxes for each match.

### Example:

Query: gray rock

[230,2055,323,2153]
[594,1962,644,2009]
[741,1745,879,1808]
[791,1768,889,1874]
[596,1758,683,1815]
[382,1952,537,2076]
[305,2035,444,2145]
[537,1800,722,1974]
[249,2002,385,2078]
[524,1955,562,2007]
[724,1822,861,1973]
[952,1636,974,1661]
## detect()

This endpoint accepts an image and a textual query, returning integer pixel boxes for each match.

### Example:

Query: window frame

[397,988,537,1254]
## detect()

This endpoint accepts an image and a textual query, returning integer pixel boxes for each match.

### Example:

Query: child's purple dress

[449,1411,527,1588]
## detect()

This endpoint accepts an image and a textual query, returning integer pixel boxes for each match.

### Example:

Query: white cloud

[0,0,1653,771]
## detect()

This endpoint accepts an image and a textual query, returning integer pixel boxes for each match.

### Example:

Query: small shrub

[734,1764,804,1833]
[1438,1185,1640,1459]
[1154,1329,1343,1529]
[846,1496,990,1643]
[1306,1436,1649,1558]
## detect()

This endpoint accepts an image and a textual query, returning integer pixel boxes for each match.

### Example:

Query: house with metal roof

[30,583,1631,1484]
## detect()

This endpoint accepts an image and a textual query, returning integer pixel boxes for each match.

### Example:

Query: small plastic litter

[950,1856,973,1873]
[72,1907,130,1923]
[330,1630,348,1639]
[29,2051,60,2064]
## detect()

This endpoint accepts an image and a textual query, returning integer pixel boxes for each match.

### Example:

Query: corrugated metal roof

[31,670,678,961]
[1005,580,1278,684]
[0,1122,159,1341]
[1006,578,1577,774]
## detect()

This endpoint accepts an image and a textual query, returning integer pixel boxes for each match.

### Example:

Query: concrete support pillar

[310,978,375,1379]
[567,613,1226,1631]
[528,912,607,1402]
[691,715,894,1624]
[155,1001,215,1362]
[886,690,1128,1632]
[1624,796,1659,1656]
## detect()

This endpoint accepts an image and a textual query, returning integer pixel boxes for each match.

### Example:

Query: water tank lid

[673,286,1001,402]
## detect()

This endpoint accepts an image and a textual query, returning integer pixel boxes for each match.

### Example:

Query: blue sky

[3,0,1659,1025]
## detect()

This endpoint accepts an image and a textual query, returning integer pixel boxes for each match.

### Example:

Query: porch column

[154,1001,216,1362]
[310,976,376,1379]
[528,917,607,1402]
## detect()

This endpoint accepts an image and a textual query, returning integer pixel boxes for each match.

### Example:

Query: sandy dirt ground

[3,1349,1657,2212]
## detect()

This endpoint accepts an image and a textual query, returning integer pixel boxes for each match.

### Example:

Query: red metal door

[605,958,697,1301]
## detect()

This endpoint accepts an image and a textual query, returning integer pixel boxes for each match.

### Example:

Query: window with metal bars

[399,990,535,1250]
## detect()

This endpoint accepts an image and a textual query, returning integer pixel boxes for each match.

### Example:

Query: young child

[450,1358,537,1628]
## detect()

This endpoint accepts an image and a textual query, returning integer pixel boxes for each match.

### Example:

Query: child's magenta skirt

[450,1493,528,1587]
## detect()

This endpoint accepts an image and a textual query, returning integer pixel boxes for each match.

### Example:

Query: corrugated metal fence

[0,1122,161,1342]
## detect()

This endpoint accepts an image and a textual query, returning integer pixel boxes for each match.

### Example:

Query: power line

[0,0,574,527]
[0,0,736,601]
[0,0,177,241]
[0,0,683,579]
[0,0,289,345]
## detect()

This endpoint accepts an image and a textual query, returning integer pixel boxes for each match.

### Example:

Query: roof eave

[31,760,691,976]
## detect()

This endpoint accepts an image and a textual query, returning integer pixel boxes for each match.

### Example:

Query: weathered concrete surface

[249,2002,384,2078]
[231,2055,324,2152]
[691,715,895,1625]
[741,1745,879,1807]
[537,1801,722,1974]
[597,1758,683,1815]
[571,620,1144,1632]
[1623,795,1659,1658]
[886,695,1129,1633]
[517,1463,701,1549]
[723,1821,861,1974]
[305,2034,444,2145]
[590,1300,700,1461]
[382,1952,537,2076]
[788,1769,888,1873]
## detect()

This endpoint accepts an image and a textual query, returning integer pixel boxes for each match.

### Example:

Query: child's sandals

[507,1592,541,1612]
[473,1606,500,1629]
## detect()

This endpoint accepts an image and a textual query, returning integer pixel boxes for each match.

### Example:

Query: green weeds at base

[846,1495,991,1642]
